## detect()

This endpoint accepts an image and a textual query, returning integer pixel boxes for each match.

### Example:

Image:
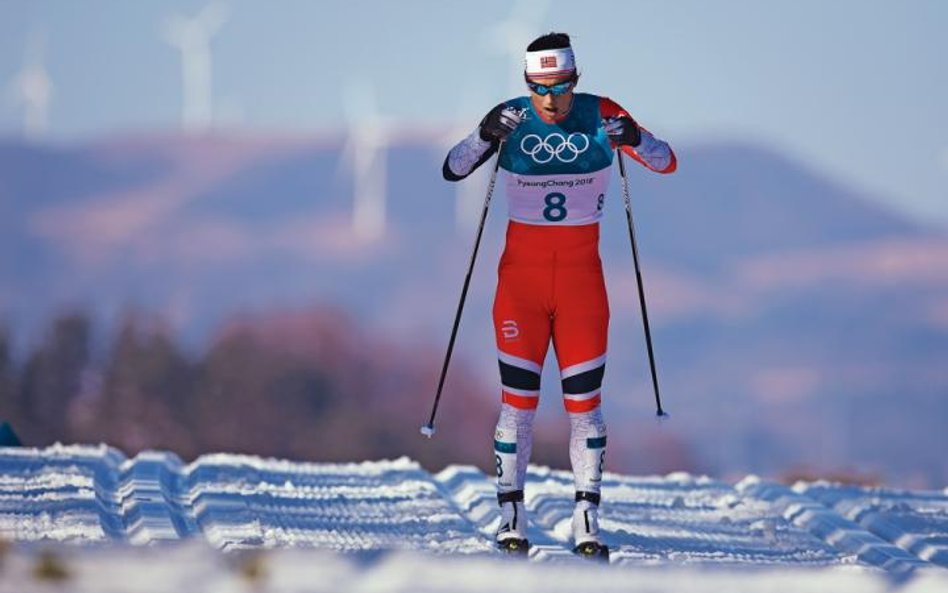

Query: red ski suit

[488,95,676,414]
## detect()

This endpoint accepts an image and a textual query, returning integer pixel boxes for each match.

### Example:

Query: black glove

[479,104,523,143]
[604,116,641,147]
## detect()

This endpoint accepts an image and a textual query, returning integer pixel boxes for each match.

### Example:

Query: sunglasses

[526,80,575,96]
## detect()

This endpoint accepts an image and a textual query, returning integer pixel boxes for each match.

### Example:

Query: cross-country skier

[442,32,676,558]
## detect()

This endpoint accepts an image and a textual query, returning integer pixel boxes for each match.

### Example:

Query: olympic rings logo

[520,133,590,164]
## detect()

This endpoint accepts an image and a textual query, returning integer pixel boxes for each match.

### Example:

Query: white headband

[524,47,576,77]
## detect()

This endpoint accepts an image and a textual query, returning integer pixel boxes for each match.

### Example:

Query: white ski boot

[572,491,609,561]
[496,490,529,555]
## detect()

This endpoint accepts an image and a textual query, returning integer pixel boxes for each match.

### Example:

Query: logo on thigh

[501,320,520,341]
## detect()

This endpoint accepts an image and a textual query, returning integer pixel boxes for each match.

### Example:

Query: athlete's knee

[497,403,537,432]
[561,354,605,413]
[568,406,606,435]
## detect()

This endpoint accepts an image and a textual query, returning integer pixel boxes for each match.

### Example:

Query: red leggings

[492,221,609,413]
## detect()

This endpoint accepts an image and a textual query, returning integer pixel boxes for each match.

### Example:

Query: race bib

[504,168,611,226]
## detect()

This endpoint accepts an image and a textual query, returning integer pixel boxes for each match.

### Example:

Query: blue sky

[2,0,946,227]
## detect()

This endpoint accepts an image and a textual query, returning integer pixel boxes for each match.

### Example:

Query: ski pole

[616,148,669,418]
[421,143,505,438]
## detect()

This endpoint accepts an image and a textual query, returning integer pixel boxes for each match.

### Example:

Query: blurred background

[0,0,946,487]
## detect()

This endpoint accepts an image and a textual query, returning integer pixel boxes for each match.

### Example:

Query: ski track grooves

[434,465,578,562]
[795,482,948,568]
[0,445,491,554]
[736,477,932,575]
[525,467,848,567]
[0,445,946,575]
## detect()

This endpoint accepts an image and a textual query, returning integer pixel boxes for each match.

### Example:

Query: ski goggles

[525,79,575,96]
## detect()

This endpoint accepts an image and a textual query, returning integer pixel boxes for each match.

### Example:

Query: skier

[442,32,676,558]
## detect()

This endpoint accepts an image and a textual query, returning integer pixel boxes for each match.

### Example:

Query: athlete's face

[527,73,575,122]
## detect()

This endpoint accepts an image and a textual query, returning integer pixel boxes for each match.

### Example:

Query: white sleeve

[447,128,494,178]
[631,129,673,173]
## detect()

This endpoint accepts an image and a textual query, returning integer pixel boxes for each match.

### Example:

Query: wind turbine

[340,78,391,242]
[483,0,551,97]
[162,1,229,133]
[10,30,53,141]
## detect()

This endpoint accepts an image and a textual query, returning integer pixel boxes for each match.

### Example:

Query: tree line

[0,307,509,470]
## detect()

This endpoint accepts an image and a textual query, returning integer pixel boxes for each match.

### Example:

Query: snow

[0,445,946,592]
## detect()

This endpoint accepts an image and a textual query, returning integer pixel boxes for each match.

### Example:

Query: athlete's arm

[443,128,498,181]
[442,102,522,181]
[599,97,677,174]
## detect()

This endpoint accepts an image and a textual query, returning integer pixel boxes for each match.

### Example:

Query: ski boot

[496,490,529,556]
[572,491,609,562]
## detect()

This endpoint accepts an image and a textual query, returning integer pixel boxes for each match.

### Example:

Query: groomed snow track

[0,445,946,592]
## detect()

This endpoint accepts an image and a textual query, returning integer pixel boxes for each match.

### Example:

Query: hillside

[1,133,946,486]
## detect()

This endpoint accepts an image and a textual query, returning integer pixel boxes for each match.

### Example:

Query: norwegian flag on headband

[525,47,576,75]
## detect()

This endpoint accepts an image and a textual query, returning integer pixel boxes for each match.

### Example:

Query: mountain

[1,132,946,486]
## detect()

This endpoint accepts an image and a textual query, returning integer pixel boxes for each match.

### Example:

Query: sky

[1,0,946,228]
